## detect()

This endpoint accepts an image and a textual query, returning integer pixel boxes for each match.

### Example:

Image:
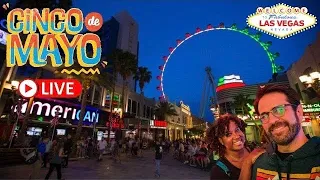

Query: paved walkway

[0,150,210,179]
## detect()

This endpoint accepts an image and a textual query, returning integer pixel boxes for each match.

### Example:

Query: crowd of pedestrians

[28,134,74,180]
[172,138,216,171]
[10,84,320,180]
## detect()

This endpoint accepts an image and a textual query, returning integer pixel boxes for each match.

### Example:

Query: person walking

[63,134,72,168]
[29,138,46,179]
[97,138,107,161]
[42,138,52,168]
[154,140,163,178]
[45,142,65,180]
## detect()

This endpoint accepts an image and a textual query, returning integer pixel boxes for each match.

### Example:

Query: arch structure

[156,23,283,101]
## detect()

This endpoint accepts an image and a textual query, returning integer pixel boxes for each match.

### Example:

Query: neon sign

[12,100,99,123]
[216,74,246,92]
[6,8,103,75]
[150,120,167,129]
[302,103,320,113]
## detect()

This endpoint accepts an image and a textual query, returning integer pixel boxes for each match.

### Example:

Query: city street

[0,150,210,179]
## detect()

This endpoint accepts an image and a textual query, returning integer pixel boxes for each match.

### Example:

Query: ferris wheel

[156,23,283,101]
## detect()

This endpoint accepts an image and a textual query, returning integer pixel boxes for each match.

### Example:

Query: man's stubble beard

[267,113,300,146]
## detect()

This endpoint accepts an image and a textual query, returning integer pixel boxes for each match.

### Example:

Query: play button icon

[18,79,38,98]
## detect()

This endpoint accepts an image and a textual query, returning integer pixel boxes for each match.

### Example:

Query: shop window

[137,102,140,116]
[86,87,93,104]
[143,105,146,117]
[147,106,150,119]
[127,99,132,113]
[93,86,101,106]
[104,91,111,109]
[151,108,154,119]
[132,101,137,115]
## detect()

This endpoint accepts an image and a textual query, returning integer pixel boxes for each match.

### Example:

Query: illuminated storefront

[302,102,320,137]
[0,98,111,140]
[150,120,166,140]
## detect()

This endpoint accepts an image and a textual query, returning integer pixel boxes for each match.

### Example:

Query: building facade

[286,33,320,136]
[113,11,139,92]
[124,91,156,140]
[164,101,193,141]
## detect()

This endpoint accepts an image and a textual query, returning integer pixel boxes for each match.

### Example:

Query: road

[0,150,210,179]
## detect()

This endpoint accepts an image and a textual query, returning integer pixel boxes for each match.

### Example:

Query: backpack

[216,160,231,177]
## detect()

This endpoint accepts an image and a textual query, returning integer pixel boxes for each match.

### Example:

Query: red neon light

[106,122,125,129]
[216,82,245,92]
[154,120,167,127]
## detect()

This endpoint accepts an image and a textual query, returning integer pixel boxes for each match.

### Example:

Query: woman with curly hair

[207,114,250,180]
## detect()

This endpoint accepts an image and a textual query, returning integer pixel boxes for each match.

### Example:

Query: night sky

[75,0,320,121]
[11,0,320,121]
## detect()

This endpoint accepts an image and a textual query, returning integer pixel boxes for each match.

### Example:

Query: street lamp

[11,80,19,90]
[2,2,9,10]
[299,71,320,100]
[299,72,320,84]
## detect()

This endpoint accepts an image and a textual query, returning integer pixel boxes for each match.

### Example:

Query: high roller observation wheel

[156,23,283,101]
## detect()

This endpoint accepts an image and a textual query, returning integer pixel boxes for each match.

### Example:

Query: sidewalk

[0,150,210,179]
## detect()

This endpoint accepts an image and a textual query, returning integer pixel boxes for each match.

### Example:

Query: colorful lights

[216,82,246,92]
[216,74,245,92]
[157,23,280,101]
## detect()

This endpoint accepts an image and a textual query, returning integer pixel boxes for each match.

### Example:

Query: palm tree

[107,49,138,113]
[55,61,113,156]
[233,94,252,115]
[134,67,152,95]
[133,66,152,138]
[154,101,178,120]
[232,94,264,142]
[154,101,178,140]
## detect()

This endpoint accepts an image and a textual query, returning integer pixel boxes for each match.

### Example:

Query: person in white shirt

[184,141,196,164]
[97,138,107,161]
[178,141,185,161]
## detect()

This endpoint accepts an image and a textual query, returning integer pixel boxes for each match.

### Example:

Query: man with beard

[239,84,320,180]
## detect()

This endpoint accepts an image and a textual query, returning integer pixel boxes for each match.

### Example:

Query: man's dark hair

[253,84,301,115]
[206,114,247,157]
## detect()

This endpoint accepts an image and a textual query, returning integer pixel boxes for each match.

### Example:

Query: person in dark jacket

[239,84,320,180]
[45,141,65,180]
[206,114,250,180]
[63,134,72,168]
[154,140,163,178]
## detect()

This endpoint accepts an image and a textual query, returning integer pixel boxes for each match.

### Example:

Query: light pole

[8,80,20,148]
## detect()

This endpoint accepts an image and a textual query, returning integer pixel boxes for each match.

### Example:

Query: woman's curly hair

[206,114,247,157]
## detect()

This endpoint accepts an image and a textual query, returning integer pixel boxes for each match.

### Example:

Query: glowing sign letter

[6,34,39,67]
[77,33,101,67]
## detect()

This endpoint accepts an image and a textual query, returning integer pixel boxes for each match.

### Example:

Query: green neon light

[38,116,43,121]
[229,24,281,74]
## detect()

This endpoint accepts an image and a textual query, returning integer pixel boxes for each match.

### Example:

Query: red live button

[34,79,82,98]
